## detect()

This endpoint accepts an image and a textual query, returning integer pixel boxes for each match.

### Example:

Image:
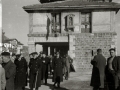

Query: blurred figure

[0,55,6,90]
[29,53,34,70]
[106,48,120,90]
[52,52,64,88]
[29,52,42,90]
[38,51,43,59]
[11,53,16,63]
[41,52,49,85]
[64,54,73,80]
[90,49,106,90]
[2,52,16,90]
[14,54,27,90]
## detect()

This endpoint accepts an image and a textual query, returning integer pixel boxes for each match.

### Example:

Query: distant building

[23,0,120,71]
[2,32,24,54]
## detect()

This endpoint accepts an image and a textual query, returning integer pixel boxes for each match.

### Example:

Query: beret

[1,52,10,56]
[32,52,38,55]
[16,54,21,57]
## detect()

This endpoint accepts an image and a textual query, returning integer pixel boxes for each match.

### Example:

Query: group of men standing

[90,48,120,90]
[0,51,73,90]
[29,51,73,90]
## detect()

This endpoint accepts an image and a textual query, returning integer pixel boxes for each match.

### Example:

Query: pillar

[48,46,50,55]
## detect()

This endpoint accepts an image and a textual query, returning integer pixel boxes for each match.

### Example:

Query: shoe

[57,84,60,88]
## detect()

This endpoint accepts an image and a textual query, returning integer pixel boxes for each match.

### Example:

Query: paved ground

[25,72,93,90]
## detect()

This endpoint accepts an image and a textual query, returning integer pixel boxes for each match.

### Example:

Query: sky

[2,0,120,53]
[3,0,39,46]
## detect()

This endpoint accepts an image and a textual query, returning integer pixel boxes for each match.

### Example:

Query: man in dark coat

[52,52,64,88]
[41,52,49,85]
[90,49,106,90]
[105,48,120,90]
[2,52,16,90]
[14,54,28,90]
[29,52,42,90]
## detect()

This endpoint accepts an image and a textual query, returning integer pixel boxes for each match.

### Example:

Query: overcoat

[52,57,64,82]
[0,65,6,90]
[41,57,49,80]
[3,60,16,90]
[90,54,106,88]
[29,57,42,89]
[14,57,28,88]
[105,56,120,88]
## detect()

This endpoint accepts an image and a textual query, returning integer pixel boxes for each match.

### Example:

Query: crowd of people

[90,48,120,90]
[0,51,74,90]
[1,48,119,90]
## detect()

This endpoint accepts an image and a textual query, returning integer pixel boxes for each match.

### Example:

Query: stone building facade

[23,0,120,72]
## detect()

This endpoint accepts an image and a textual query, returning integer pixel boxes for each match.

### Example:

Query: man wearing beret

[29,52,42,90]
[1,52,16,90]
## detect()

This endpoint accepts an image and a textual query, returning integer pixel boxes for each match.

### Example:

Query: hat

[16,54,21,57]
[39,51,43,54]
[1,52,10,56]
[32,52,38,55]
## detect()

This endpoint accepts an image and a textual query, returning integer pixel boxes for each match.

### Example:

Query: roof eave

[23,6,120,12]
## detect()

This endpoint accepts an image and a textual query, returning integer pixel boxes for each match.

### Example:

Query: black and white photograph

[1,0,120,90]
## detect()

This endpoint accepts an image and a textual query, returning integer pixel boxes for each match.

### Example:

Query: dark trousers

[41,70,48,84]
[54,76,60,87]
[29,73,39,90]
[106,70,119,90]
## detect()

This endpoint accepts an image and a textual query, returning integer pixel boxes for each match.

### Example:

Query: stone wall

[69,32,117,73]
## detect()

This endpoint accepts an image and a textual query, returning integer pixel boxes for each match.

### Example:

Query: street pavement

[25,71,93,90]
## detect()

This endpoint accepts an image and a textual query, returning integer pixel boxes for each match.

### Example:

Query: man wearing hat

[14,54,27,90]
[1,52,16,90]
[41,52,49,85]
[29,52,42,90]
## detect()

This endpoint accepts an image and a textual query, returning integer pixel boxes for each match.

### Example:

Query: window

[81,12,91,33]
[65,14,75,32]
[51,13,61,33]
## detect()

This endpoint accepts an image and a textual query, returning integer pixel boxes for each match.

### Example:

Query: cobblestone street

[26,71,93,90]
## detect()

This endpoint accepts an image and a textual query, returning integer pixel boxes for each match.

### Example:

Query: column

[48,46,50,55]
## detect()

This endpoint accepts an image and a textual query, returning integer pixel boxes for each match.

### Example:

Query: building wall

[69,32,117,73]
[29,12,51,34]
[29,10,115,34]
[92,11,115,32]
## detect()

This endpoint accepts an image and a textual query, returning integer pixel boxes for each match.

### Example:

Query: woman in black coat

[52,52,64,88]
[14,54,28,90]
